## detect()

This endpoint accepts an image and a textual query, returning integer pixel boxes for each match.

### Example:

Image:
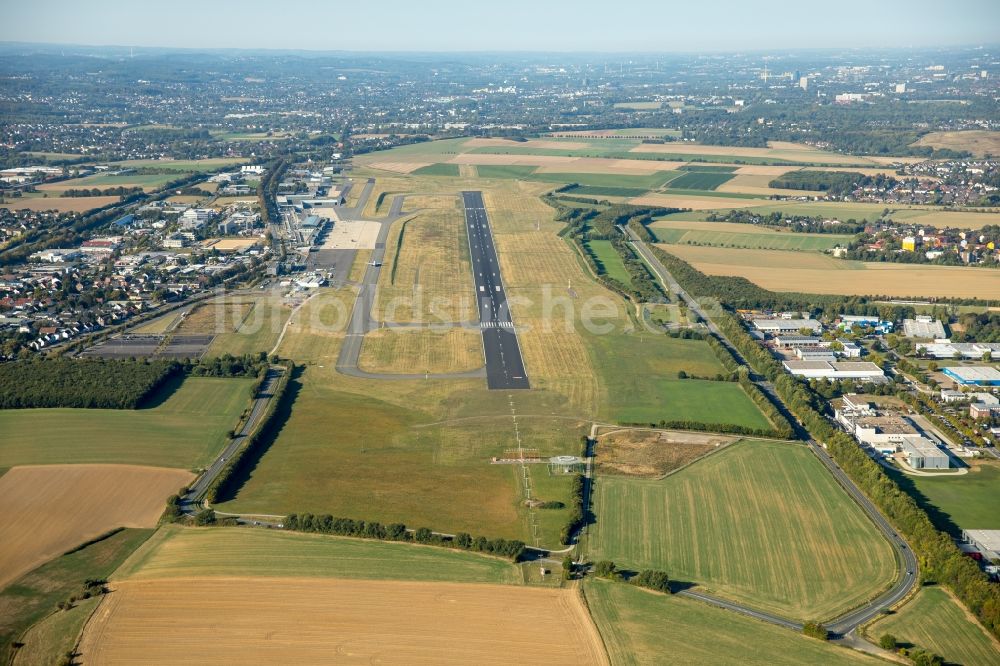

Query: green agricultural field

[562,185,644,198]
[15,596,101,666]
[678,164,738,173]
[586,240,632,286]
[651,225,851,251]
[0,376,254,469]
[110,158,247,172]
[667,171,736,190]
[411,163,461,177]
[589,440,898,620]
[474,165,538,179]
[114,525,524,585]
[867,586,1000,666]
[585,331,771,429]
[904,462,1000,532]
[585,580,879,666]
[0,528,154,666]
[43,172,182,191]
[527,171,679,190]
[215,367,581,546]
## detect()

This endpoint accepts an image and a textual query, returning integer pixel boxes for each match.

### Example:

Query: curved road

[624,225,918,637]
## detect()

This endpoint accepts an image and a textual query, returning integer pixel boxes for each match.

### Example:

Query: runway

[461,191,529,390]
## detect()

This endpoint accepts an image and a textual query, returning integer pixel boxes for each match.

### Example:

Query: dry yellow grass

[0,464,193,590]
[174,300,253,335]
[660,244,1000,299]
[367,160,432,173]
[484,182,615,413]
[912,130,1000,157]
[375,196,476,323]
[79,578,608,665]
[0,196,118,213]
[359,327,483,374]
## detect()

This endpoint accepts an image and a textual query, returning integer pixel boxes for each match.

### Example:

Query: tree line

[0,357,179,409]
[61,186,145,198]
[283,513,526,562]
[651,247,1000,640]
[0,353,271,410]
[769,170,901,197]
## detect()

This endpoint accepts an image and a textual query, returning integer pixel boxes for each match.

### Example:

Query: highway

[624,225,918,637]
[181,365,285,512]
[461,191,529,390]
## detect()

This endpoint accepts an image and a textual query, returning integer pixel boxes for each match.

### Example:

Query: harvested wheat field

[0,465,193,590]
[79,577,608,665]
[0,196,118,213]
[660,244,1000,299]
[912,130,1000,157]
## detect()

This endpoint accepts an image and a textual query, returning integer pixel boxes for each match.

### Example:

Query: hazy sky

[2,0,998,52]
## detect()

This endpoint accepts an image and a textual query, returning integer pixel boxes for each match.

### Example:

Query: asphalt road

[462,191,529,390]
[625,225,918,636]
[181,366,285,511]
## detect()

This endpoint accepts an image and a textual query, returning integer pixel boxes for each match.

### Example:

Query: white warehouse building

[783,360,886,381]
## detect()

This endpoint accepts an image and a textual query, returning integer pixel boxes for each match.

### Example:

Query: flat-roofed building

[943,366,1000,386]
[774,335,826,348]
[963,530,1000,561]
[899,437,949,469]
[752,318,822,334]
[903,317,946,339]
[783,360,885,381]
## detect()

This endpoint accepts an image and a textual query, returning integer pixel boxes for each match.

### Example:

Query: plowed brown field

[79,577,608,665]
[0,465,193,589]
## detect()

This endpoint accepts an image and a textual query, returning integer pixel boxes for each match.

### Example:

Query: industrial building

[963,530,1000,562]
[783,360,886,381]
[752,318,822,334]
[916,342,1000,360]
[773,335,826,348]
[903,316,946,339]
[942,366,1000,386]
[835,395,949,469]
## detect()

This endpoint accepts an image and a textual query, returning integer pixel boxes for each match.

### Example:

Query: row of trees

[593,560,672,593]
[651,248,1000,640]
[283,513,526,561]
[560,473,587,546]
[0,357,180,409]
[61,186,144,198]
